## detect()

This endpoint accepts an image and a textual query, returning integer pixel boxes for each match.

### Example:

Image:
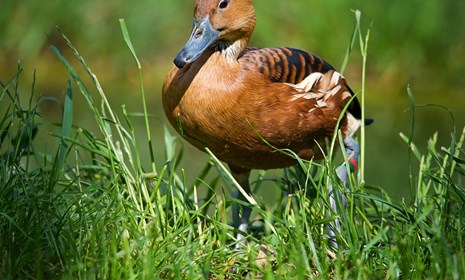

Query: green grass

[1,15,465,280]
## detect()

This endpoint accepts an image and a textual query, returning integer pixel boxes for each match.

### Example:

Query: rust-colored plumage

[162,0,366,247]
[163,1,361,171]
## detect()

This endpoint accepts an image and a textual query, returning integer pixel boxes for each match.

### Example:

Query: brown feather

[162,0,361,171]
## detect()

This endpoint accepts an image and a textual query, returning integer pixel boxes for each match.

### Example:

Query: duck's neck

[217,37,249,62]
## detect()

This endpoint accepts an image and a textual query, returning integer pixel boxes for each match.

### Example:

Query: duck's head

[174,0,256,69]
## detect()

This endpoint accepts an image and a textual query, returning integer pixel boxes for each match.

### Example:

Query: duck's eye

[219,0,229,9]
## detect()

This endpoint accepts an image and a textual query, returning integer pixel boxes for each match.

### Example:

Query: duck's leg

[230,167,252,249]
[328,136,360,248]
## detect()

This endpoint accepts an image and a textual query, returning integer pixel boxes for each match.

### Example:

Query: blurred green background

[1,0,464,199]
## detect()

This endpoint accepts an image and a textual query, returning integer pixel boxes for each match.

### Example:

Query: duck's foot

[328,136,360,248]
[230,167,253,249]
[232,197,252,249]
[235,222,249,249]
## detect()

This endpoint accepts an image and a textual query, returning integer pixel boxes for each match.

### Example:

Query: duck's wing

[239,47,362,119]
[239,47,335,84]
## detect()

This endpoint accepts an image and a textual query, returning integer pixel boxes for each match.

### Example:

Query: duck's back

[239,47,333,84]
[239,47,362,119]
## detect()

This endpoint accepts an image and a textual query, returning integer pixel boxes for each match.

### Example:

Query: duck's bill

[174,17,220,69]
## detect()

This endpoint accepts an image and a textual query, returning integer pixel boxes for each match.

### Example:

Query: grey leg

[328,136,360,248]
[230,168,252,249]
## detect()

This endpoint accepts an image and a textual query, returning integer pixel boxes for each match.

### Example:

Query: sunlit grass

[1,14,465,280]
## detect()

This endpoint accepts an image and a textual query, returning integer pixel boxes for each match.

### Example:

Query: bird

[162,0,368,248]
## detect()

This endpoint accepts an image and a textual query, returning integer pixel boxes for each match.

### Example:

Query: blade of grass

[205,147,257,206]
[357,10,371,181]
[57,78,73,172]
[120,18,157,176]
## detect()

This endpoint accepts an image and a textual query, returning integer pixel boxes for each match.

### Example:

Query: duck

[163,0,367,247]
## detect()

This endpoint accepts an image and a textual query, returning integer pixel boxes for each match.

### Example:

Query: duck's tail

[346,84,374,128]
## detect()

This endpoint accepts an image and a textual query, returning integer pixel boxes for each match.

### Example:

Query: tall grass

[1,13,465,279]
